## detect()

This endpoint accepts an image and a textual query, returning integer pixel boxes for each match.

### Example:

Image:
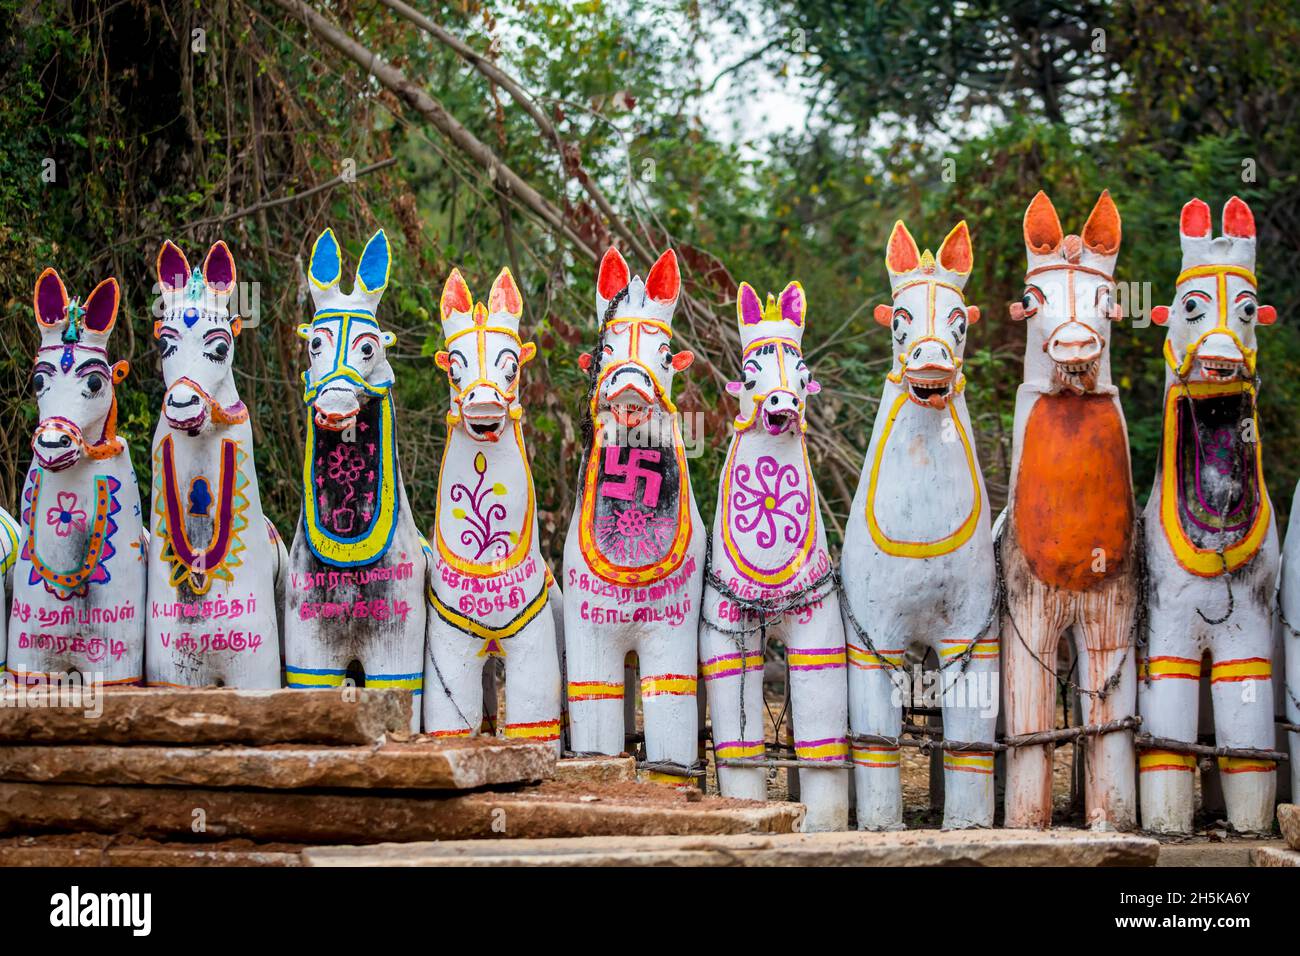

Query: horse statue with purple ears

[700,279,849,830]
[283,227,427,729]
[7,269,145,687]
[422,266,562,749]
[841,221,999,830]
[145,239,286,689]
[1145,196,1280,834]
[562,247,705,786]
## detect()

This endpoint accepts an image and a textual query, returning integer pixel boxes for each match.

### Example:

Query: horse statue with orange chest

[562,247,705,785]
[423,267,562,750]
[1000,190,1139,830]
[841,221,999,830]
[1143,197,1279,834]
[8,269,145,688]
[700,279,849,830]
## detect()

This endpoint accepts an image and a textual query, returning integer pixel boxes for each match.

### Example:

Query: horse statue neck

[436,417,537,571]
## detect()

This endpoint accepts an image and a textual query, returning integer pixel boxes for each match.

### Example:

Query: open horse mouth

[1197,357,1244,381]
[465,415,506,441]
[761,407,799,435]
[1174,390,1258,547]
[1053,357,1101,394]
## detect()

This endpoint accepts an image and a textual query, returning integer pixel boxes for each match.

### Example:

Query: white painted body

[700,280,848,830]
[8,270,145,686]
[283,228,428,729]
[1139,197,1279,834]
[562,248,704,785]
[145,240,284,688]
[841,222,997,830]
[423,268,562,749]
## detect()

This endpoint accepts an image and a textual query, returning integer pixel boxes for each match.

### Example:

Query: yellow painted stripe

[846,643,903,669]
[788,650,847,667]
[702,654,763,677]
[1218,756,1275,774]
[366,676,423,691]
[504,720,561,740]
[795,741,849,760]
[1210,658,1271,683]
[431,728,473,738]
[640,675,697,697]
[1140,656,1202,680]
[1139,750,1196,772]
[715,743,766,759]
[285,670,346,687]
[940,640,998,657]
[567,681,623,701]
[643,771,692,787]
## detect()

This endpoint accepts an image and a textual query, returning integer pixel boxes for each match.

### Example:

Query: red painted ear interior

[1023,191,1064,254]
[1151,305,1170,326]
[874,303,893,326]
[670,349,693,371]
[597,247,630,301]
[577,352,593,372]
[1180,199,1212,238]
[645,248,680,303]
[937,221,973,274]
[1222,196,1255,238]
[440,269,472,320]
[1257,304,1276,325]
[886,221,920,273]
[1081,190,1121,255]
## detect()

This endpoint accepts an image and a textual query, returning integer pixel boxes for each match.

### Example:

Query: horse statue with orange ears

[7,269,145,688]
[422,267,562,750]
[841,220,999,830]
[562,247,706,786]
[699,279,849,831]
[1000,190,1139,831]
[1145,197,1280,834]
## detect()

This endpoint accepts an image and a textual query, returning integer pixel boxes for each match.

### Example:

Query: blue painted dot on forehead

[183,307,200,328]
[60,345,74,373]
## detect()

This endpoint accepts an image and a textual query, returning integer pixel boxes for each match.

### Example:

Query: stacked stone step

[0,687,801,866]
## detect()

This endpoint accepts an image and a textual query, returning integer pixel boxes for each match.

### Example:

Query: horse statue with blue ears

[562,247,706,786]
[7,268,145,688]
[700,279,850,830]
[1145,197,1281,834]
[422,266,562,750]
[144,239,286,689]
[840,220,999,830]
[283,228,427,729]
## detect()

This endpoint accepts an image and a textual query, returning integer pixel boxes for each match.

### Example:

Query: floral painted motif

[729,455,809,549]
[450,452,515,561]
[22,469,121,599]
[46,491,87,538]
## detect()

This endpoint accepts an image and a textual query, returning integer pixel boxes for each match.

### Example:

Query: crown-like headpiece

[737,281,806,351]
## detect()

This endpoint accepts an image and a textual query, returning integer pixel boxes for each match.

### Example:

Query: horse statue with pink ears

[841,221,999,830]
[144,240,286,689]
[1144,197,1280,834]
[562,247,706,786]
[7,269,145,687]
[1001,190,1138,831]
[283,228,427,729]
[422,267,562,749]
[700,279,849,830]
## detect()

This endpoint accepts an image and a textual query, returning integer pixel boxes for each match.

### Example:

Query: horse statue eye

[1022,294,1033,309]
[360,343,374,359]
[32,373,45,393]
[1243,303,1256,318]
[311,336,323,352]
[86,375,103,394]
[1185,300,1197,312]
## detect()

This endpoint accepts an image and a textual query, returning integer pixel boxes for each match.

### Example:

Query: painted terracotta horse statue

[145,240,286,688]
[562,247,705,785]
[1143,197,1279,833]
[7,269,145,687]
[841,221,998,830]
[700,280,848,829]
[423,267,562,749]
[1001,190,1138,830]
[283,228,427,728]
[0,507,20,672]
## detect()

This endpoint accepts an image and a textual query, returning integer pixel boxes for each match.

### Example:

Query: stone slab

[0,687,410,745]
[1250,845,1300,867]
[0,736,554,790]
[304,828,1159,867]
[553,756,636,784]
[1277,803,1299,850]
[1156,840,1287,868]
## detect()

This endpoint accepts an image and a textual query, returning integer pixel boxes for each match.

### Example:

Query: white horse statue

[1001,190,1138,830]
[283,228,427,729]
[562,247,705,785]
[7,269,145,687]
[1144,197,1279,833]
[700,279,848,829]
[0,508,19,668]
[423,266,562,749]
[841,221,998,829]
[145,240,286,688]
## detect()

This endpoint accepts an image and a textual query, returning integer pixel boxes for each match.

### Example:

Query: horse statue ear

[778,280,806,325]
[440,268,472,320]
[1081,189,1121,256]
[309,228,343,290]
[1179,198,1212,239]
[33,267,69,329]
[645,248,680,305]
[1023,191,1064,255]
[157,240,191,292]
[203,240,237,294]
[885,220,921,274]
[737,282,763,326]
[596,247,630,314]
[936,221,973,277]
[82,277,121,335]
[355,229,391,294]
[488,267,523,317]
[1222,196,1255,238]
[874,304,893,327]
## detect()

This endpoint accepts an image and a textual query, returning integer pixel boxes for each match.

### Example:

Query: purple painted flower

[46,492,87,538]
[730,455,809,548]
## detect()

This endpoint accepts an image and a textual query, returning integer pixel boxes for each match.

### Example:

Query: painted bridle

[1163,263,1260,379]
[1016,259,1119,352]
[733,335,810,433]
[440,302,533,428]
[885,276,969,395]
[589,315,679,416]
[297,309,395,405]
[32,300,128,462]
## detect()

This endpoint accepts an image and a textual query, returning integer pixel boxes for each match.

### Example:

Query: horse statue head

[29,269,128,472]
[1010,190,1123,395]
[579,247,692,432]
[435,266,535,443]
[873,220,978,409]
[299,228,396,432]
[153,240,247,434]
[729,281,819,434]
[1152,196,1275,383]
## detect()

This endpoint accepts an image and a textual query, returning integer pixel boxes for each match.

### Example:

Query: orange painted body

[1012,393,1133,591]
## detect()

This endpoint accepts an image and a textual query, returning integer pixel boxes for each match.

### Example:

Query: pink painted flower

[46,492,87,538]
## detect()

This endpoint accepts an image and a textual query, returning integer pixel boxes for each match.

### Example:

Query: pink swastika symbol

[600,447,663,507]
